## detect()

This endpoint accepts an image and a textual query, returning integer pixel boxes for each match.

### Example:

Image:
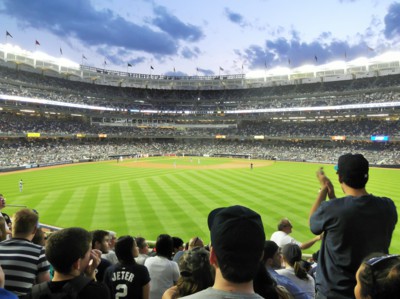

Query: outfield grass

[1,157,399,254]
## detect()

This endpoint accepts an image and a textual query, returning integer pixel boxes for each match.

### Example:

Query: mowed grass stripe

[149,176,205,239]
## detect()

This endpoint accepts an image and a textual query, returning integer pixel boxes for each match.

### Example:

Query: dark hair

[115,236,136,264]
[136,237,147,249]
[91,230,109,248]
[45,227,92,274]
[172,237,184,250]
[253,262,279,299]
[176,248,214,297]
[282,244,309,280]
[32,227,46,246]
[155,234,173,259]
[263,240,279,262]
[358,254,400,299]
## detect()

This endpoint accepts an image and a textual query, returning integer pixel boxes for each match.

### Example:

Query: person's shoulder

[80,280,110,298]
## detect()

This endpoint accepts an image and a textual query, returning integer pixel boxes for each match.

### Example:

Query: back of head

[358,254,400,299]
[208,205,265,283]
[12,208,38,237]
[172,236,184,251]
[336,153,369,189]
[155,234,173,259]
[115,236,135,264]
[136,237,147,249]
[46,227,92,274]
[188,237,204,250]
[177,247,214,297]
[282,244,308,280]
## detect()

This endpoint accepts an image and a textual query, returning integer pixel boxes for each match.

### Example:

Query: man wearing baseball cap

[309,153,397,299]
[181,205,265,298]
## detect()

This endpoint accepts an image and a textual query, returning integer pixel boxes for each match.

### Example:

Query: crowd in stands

[1,65,400,112]
[0,153,399,298]
[1,138,399,168]
[2,110,400,139]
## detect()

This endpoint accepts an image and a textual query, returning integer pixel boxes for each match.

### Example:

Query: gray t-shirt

[180,287,264,299]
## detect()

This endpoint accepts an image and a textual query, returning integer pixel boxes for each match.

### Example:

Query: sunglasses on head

[365,254,400,268]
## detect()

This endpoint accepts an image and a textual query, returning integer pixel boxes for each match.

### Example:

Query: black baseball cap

[335,153,369,189]
[208,205,265,282]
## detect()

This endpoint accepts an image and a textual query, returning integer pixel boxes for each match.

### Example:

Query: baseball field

[1,156,399,254]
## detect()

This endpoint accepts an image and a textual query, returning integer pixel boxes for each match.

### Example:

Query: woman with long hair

[277,244,315,298]
[163,247,214,299]
[103,236,150,299]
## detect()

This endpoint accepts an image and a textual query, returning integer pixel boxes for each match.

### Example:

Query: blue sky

[1,0,400,76]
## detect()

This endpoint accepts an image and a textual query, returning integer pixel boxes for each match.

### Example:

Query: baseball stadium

[0,43,399,253]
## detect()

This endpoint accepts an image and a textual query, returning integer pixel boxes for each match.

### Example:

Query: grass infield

[1,157,399,254]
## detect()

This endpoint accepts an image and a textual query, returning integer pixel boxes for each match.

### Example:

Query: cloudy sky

[1,0,400,76]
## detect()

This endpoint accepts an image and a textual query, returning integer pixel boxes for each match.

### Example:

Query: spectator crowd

[0,153,399,298]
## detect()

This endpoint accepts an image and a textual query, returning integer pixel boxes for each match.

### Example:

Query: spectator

[0,195,11,237]
[163,247,214,299]
[28,227,109,298]
[145,234,179,299]
[104,236,150,299]
[253,262,291,299]
[355,253,400,299]
[172,236,185,260]
[309,153,398,299]
[174,236,204,263]
[277,244,315,298]
[102,230,119,265]
[136,237,150,265]
[180,205,265,299]
[0,208,50,297]
[32,227,46,246]
[271,218,321,250]
[91,230,113,282]
[263,240,309,299]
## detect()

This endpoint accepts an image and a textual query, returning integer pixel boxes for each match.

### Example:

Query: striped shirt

[0,238,50,296]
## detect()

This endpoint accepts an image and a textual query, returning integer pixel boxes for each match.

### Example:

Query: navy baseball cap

[335,153,369,188]
[207,205,265,281]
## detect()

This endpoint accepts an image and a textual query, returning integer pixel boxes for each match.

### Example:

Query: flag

[150,66,154,70]
[196,67,199,72]
[367,46,374,51]
[219,66,224,71]
[314,55,318,62]
[288,58,291,65]
[35,40,40,46]
[127,63,132,67]
[60,48,63,55]
[264,60,267,68]
[173,67,176,72]
[345,51,347,59]
[82,54,87,60]
[6,31,13,38]
[104,60,107,65]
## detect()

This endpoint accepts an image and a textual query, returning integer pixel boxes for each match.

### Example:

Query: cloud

[224,8,248,28]
[384,2,400,40]
[151,6,204,42]
[241,29,378,69]
[0,0,180,57]
[181,46,201,59]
